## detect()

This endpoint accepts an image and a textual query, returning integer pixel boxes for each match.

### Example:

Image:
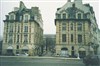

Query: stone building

[2,1,43,56]
[55,0,99,58]
[97,29,100,55]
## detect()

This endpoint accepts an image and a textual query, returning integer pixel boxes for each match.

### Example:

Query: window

[17,45,19,49]
[57,14,61,19]
[70,23,73,30]
[62,23,66,31]
[77,22,82,31]
[78,35,82,43]
[18,26,20,33]
[83,14,87,19]
[24,34,28,43]
[62,34,66,42]
[9,25,13,32]
[78,13,81,19]
[17,35,19,43]
[72,46,74,50]
[68,14,71,18]
[9,33,13,43]
[62,14,66,19]
[71,34,73,42]
[24,15,28,22]
[10,14,14,20]
[24,26,28,32]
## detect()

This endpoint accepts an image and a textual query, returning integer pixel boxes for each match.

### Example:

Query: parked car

[16,53,29,56]
[83,55,100,66]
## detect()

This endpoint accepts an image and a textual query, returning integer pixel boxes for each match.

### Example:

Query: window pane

[78,13,81,19]
[10,15,14,20]
[70,23,73,30]
[24,15,28,22]
[62,34,66,42]
[57,14,61,19]
[71,34,73,42]
[17,35,19,43]
[78,35,82,43]
[77,23,82,31]
[24,26,28,32]
[62,23,66,31]
[63,14,66,19]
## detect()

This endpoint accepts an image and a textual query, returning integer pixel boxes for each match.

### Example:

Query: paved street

[0,56,85,66]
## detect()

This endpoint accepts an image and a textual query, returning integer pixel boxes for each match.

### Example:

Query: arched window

[10,14,15,20]
[62,13,66,19]
[78,13,81,19]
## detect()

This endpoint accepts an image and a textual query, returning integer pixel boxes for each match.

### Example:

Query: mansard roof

[8,1,40,17]
[56,1,94,14]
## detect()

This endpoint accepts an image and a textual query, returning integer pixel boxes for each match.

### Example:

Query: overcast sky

[0,0,100,37]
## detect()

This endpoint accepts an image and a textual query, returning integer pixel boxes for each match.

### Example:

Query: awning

[7,46,13,49]
[79,48,85,51]
[22,46,29,50]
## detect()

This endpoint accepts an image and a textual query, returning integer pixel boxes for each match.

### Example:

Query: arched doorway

[60,47,68,57]
[22,46,29,54]
[79,48,86,58]
[6,46,14,56]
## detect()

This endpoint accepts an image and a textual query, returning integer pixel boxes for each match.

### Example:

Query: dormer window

[62,13,66,19]
[78,13,81,19]
[56,14,61,19]
[10,14,15,20]
[24,14,30,22]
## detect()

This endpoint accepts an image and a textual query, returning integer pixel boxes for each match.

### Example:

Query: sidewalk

[0,56,81,60]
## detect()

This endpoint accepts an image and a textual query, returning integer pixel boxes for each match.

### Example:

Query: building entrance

[60,47,68,57]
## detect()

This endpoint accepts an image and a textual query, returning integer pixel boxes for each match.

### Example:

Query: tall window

[17,45,19,49]
[70,23,73,30]
[18,26,20,33]
[77,22,82,31]
[24,34,28,43]
[72,46,74,50]
[62,23,66,31]
[71,34,73,42]
[62,13,66,19]
[24,15,28,22]
[62,34,66,42]
[78,13,81,19]
[8,34,13,44]
[68,14,71,18]
[24,26,28,32]
[9,25,13,32]
[17,35,19,43]
[78,35,82,43]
